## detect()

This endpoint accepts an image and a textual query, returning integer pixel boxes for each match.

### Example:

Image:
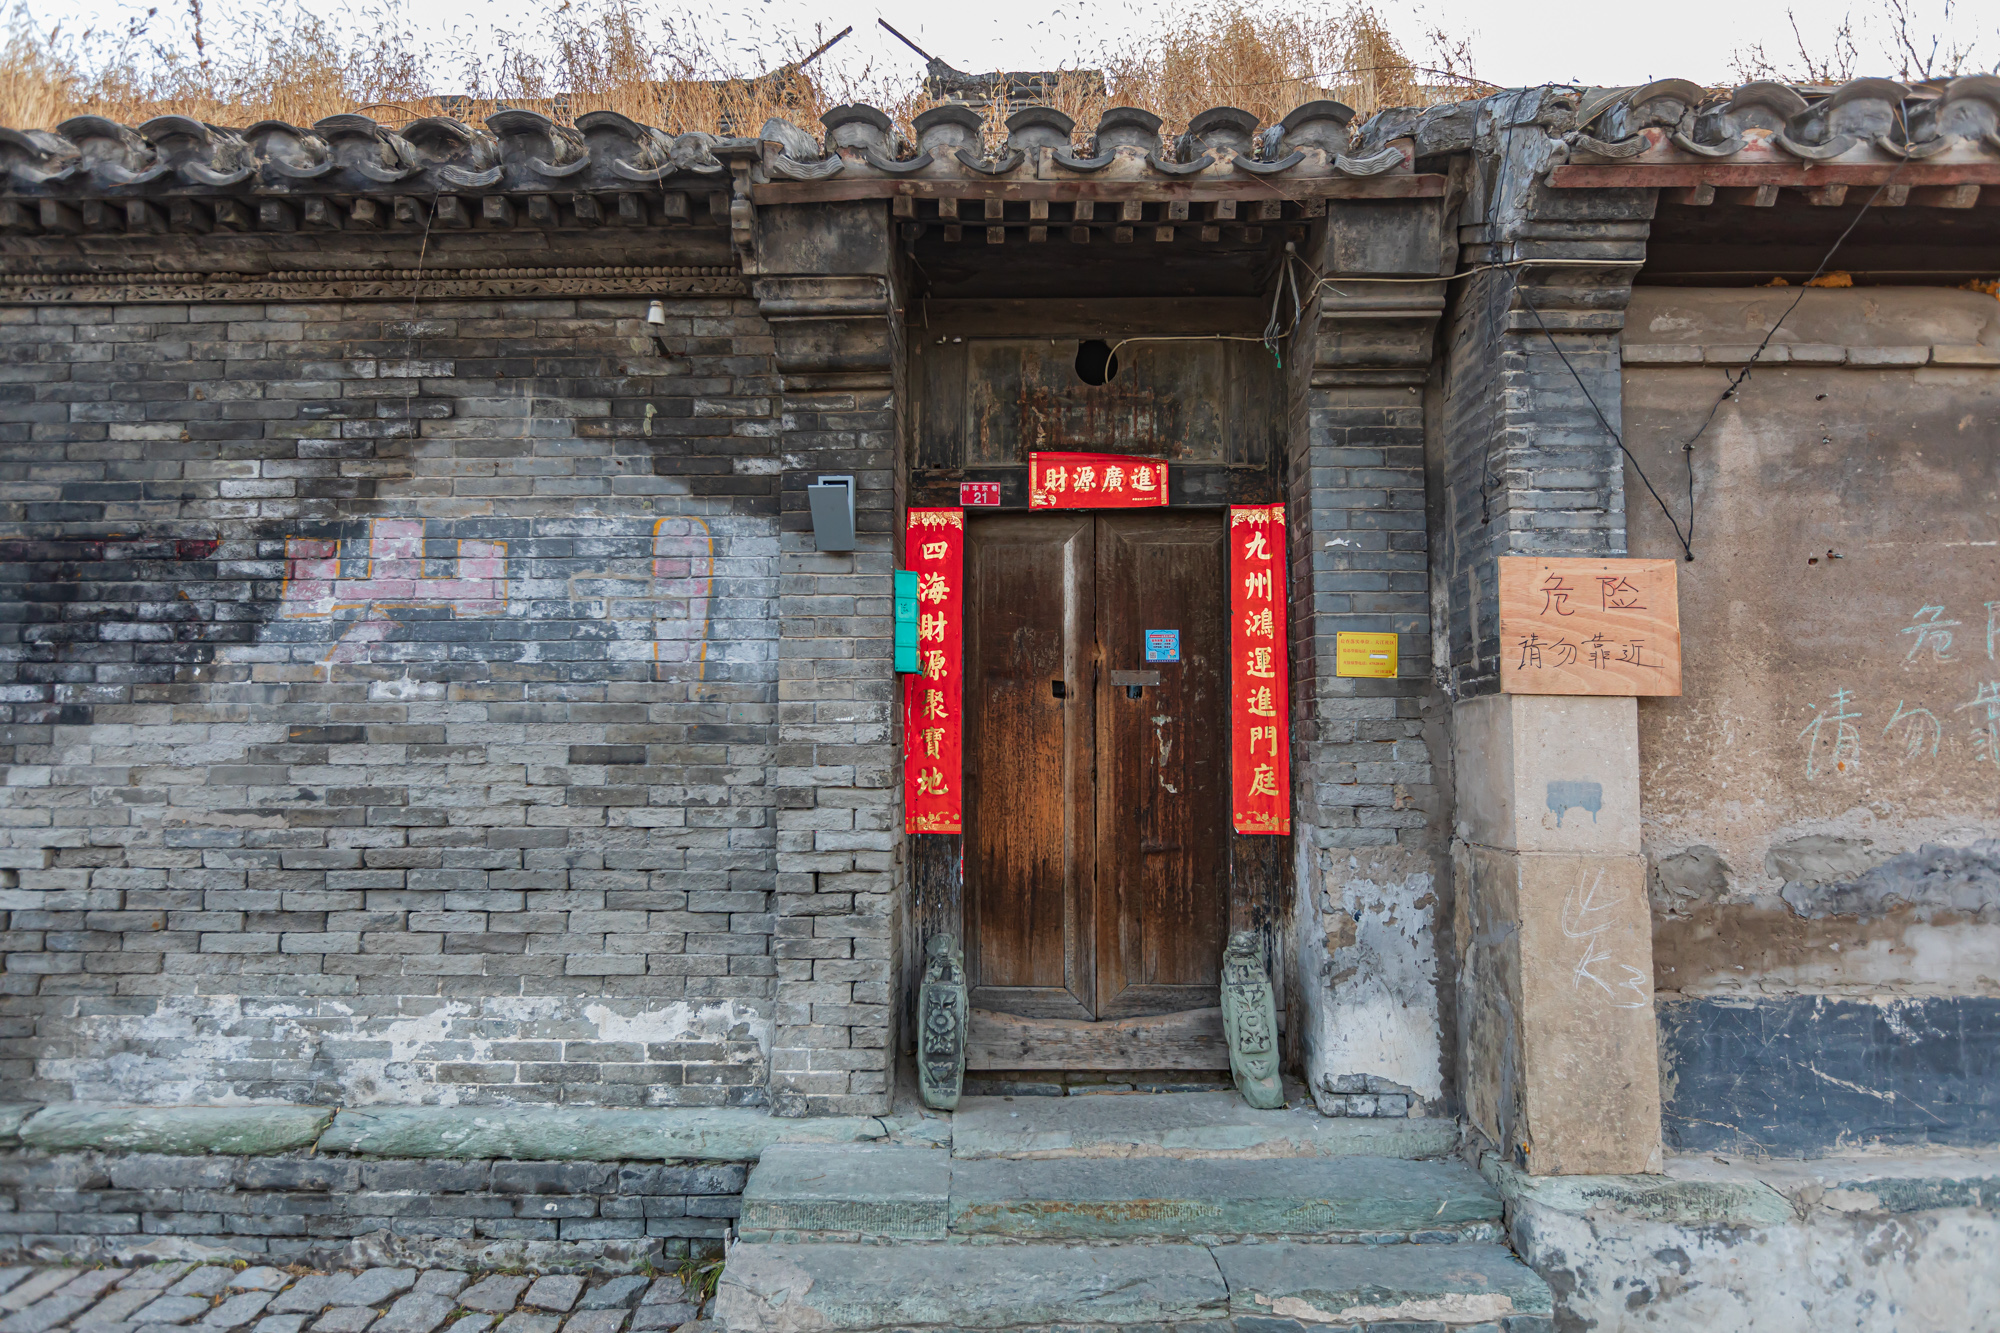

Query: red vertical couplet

[1230,504,1291,835]
[904,509,965,834]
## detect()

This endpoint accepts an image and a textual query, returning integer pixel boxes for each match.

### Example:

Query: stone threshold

[1483,1143,2000,1225]
[0,1105,948,1163]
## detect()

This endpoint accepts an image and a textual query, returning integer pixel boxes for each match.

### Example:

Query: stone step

[950,1091,1457,1160]
[740,1144,1501,1243]
[949,1154,1502,1240]
[740,1144,951,1240]
[715,1240,1554,1332]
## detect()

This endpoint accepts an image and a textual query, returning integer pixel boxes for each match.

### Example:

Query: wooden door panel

[1094,513,1230,1018]
[964,513,1095,1019]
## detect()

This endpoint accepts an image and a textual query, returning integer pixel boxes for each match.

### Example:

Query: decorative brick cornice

[0,263,744,304]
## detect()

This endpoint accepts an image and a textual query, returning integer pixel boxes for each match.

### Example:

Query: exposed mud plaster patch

[1299,849,1444,1109]
[1766,835,1892,888]
[1778,840,2000,921]
[1651,844,1733,918]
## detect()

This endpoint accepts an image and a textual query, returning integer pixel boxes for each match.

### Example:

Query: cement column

[1437,97,1663,1173]
[752,202,904,1116]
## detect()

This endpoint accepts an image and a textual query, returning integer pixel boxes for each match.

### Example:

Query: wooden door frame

[906,510,1293,1072]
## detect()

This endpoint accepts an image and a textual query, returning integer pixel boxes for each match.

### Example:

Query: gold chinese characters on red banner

[904,509,965,833]
[1028,452,1168,508]
[1231,504,1291,835]
[1497,556,1682,696]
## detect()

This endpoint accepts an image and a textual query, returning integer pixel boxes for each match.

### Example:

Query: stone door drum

[963,511,1229,1040]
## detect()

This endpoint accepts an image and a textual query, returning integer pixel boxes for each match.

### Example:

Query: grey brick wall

[0,237,794,1106]
[0,1150,740,1267]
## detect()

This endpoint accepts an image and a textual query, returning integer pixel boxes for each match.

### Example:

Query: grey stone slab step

[951,1092,1457,1160]
[714,1241,1229,1333]
[1217,1241,1554,1326]
[949,1154,1502,1240]
[739,1144,949,1240]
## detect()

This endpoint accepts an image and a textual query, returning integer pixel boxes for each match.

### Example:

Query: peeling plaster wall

[1298,845,1445,1115]
[32,995,773,1107]
[1510,1182,2000,1332]
[1623,287,2000,1153]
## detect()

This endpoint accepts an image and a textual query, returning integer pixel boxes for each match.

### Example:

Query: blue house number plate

[1145,630,1180,662]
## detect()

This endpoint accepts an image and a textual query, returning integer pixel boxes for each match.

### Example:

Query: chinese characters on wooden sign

[1231,504,1291,835]
[904,509,964,833]
[1498,557,1682,696]
[1028,452,1168,508]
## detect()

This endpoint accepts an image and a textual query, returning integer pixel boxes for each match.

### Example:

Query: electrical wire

[1512,151,1913,563]
[1512,274,1695,561]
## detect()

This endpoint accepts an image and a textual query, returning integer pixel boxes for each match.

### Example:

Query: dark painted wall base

[1659,995,2000,1157]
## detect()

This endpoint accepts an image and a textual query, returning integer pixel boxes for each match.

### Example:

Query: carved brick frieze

[0,264,743,304]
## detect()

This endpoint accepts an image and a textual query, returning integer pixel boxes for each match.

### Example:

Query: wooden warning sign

[1498,557,1682,696]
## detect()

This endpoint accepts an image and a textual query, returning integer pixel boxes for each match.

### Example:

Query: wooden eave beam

[752,174,1448,205]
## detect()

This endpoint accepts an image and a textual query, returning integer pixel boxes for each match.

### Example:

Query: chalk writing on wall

[1498,557,1682,696]
[1562,868,1649,1010]
[1794,598,2000,780]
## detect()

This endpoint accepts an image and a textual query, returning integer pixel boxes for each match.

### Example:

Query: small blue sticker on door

[1145,630,1180,662]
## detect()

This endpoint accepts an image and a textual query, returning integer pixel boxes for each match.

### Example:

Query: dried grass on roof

[0,0,1489,142]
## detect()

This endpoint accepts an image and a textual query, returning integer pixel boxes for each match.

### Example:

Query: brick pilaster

[754,232,905,1116]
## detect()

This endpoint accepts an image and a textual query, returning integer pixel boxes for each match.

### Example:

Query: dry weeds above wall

[0,0,1491,141]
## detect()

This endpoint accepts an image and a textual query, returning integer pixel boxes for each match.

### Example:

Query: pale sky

[47,0,1999,92]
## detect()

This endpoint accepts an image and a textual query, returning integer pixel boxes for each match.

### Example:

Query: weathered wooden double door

[964,511,1230,1039]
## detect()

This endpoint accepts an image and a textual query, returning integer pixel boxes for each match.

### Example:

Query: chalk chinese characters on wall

[1028,452,1168,508]
[1231,503,1291,835]
[903,509,964,834]
[1499,557,1682,696]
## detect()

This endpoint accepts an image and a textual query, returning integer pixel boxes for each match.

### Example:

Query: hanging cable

[1507,149,1911,563]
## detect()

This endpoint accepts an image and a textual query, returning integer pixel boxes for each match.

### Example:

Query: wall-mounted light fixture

[646,300,671,357]
[807,475,856,551]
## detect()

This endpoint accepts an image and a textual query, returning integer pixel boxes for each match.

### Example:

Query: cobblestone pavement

[0,1264,711,1333]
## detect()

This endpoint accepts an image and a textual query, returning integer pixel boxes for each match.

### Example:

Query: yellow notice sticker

[1336,631,1398,678]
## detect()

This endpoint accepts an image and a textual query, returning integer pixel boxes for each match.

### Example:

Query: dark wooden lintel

[910,464,1279,509]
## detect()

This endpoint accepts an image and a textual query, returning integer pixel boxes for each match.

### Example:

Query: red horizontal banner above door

[904,508,964,835]
[1028,453,1168,509]
[1230,503,1291,836]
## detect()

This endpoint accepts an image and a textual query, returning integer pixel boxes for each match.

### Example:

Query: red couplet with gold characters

[904,508,965,834]
[1230,503,1290,835]
[1028,453,1169,508]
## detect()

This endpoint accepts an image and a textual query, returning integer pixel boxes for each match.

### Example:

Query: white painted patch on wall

[37,994,774,1107]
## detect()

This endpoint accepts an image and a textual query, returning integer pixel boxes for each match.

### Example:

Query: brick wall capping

[1621,342,2000,368]
[5,1103,927,1161]
[1550,163,2000,193]
[18,1104,335,1156]
[315,1104,906,1161]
